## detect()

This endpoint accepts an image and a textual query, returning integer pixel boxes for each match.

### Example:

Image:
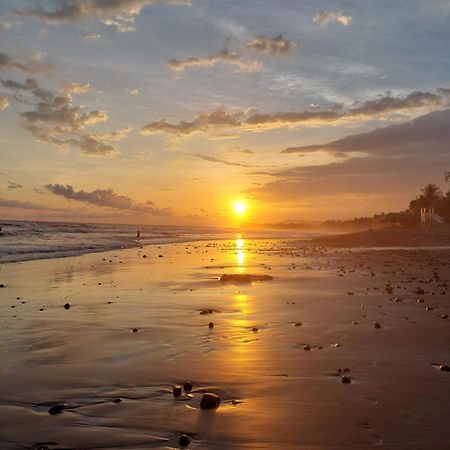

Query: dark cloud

[0,76,123,156]
[0,197,55,211]
[7,181,23,189]
[247,35,297,56]
[141,108,243,136]
[141,89,450,136]
[167,48,262,72]
[45,184,172,215]
[281,108,450,157]
[0,51,52,74]
[14,0,190,30]
[248,109,450,205]
[195,154,255,168]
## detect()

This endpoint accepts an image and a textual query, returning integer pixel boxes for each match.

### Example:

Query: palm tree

[409,183,444,211]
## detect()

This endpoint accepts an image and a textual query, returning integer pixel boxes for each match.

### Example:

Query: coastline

[1,238,449,449]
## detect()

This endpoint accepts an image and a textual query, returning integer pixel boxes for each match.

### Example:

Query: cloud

[141,108,243,136]
[0,197,54,211]
[167,48,262,72]
[313,11,352,27]
[45,184,172,215]
[280,108,450,158]
[82,33,101,41]
[0,51,52,74]
[247,35,297,56]
[195,154,255,168]
[0,76,126,156]
[140,88,450,137]
[228,146,255,155]
[15,0,191,31]
[0,95,9,111]
[7,181,23,189]
[125,88,139,95]
[62,81,91,93]
[248,109,450,207]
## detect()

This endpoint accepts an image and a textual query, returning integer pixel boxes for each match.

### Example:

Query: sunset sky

[1,0,449,226]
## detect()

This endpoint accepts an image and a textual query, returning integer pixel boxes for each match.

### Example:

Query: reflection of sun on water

[236,237,245,273]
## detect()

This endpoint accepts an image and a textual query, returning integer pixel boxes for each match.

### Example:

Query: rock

[417,299,425,303]
[303,345,311,351]
[394,297,403,303]
[132,328,138,333]
[219,274,273,283]
[341,376,351,384]
[158,255,163,258]
[440,365,450,372]
[112,398,122,403]
[183,382,193,392]
[142,255,147,258]
[200,392,220,409]
[347,291,354,295]
[425,306,433,311]
[294,322,302,327]
[252,327,259,332]
[48,404,65,415]
[63,303,71,310]
[415,288,425,295]
[178,434,191,447]
[173,385,182,397]
[439,314,448,319]
[373,322,382,329]
[0,284,4,288]
[208,322,214,329]
[200,309,215,315]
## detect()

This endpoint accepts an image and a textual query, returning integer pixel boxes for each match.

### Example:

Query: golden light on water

[236,238,245,272]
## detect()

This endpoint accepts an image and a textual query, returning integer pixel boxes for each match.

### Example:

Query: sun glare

[233,201,247,216]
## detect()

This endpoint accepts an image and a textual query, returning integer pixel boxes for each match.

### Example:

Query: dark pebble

[303,345,311,351]
[183,382,193,392]
[178,434,191,447]
[294,322,302,327]
[48,404,65,415]
[373,322,382,329]
[173,385,182,397]
[208,322,214,329]
[63,303,71,310]
[440,365,450,372]
[200,392,220,409]
[0,284,4,288]
[112,398,122,403]
[341,376,351,384]
[132,328,138,333]
[158,255,163,258]
[252,327,259,332]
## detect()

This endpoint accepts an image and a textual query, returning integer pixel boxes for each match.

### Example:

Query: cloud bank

[313,11,352,27]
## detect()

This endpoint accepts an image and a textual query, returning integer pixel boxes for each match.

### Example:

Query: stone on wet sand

[219,273,273,283]
[440,365,450,372]
[183,382,193,392]
[132,328,139,333]
[200,392,220,409]
[48,404,66,415]
[341,376,351,384]
[303,345,311,351]
[173,385,182,397]
[373,322,382,329]
[63,303,71,310]
[208,322,214,329]
[178,434,191,447]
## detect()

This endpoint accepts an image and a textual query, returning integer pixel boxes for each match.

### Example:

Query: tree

[409,183,444,211]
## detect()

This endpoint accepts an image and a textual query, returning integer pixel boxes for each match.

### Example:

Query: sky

[0,0,449,226]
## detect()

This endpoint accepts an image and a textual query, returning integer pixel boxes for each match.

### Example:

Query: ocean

[0,220,316,264]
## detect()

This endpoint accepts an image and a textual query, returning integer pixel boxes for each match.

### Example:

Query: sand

[1,238,450,449]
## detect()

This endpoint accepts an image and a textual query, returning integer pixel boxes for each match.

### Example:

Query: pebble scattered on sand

[178,434,191,447]
[303,345,311,351]
[341,376,351,384]
[200,392,220,409]
[208,322,214,328]
[373,322,382,329]
[173,385,182,397]
[63,303,71,310]
[132,328,138,333]
[48,404,65,415]
[183,382,193,392]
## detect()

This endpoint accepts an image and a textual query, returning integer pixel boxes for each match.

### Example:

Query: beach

[1,237,450,449]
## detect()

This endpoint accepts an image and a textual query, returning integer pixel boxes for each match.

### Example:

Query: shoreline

[1,238,449,448]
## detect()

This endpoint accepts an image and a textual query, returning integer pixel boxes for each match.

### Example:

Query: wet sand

[1,239,450,449]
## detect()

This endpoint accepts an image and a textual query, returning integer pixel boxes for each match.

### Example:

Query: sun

[233,200,247,216]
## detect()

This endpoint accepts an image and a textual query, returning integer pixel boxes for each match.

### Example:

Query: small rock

[303,345,311,351]
[132,328,138,333]
[178,434,191,447]
[341,376,351,384]
[252,327,259,332]
[439,314,448,319]
[142,255,147,258]
[183,381,193,392]
[158,255,163,258]
[415,288,425,295]
[208,322,214,329]
[440,365,450,372]
[294,322,302,327]
[417,299,425,303]
[63,303,71,310]
[112,398,122,403]
[200,392,220,409]
[173,385,182,397]
[373,322,382,329]
[0,284,4,288]
[425,306,433,311]
[48,404,65,415]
